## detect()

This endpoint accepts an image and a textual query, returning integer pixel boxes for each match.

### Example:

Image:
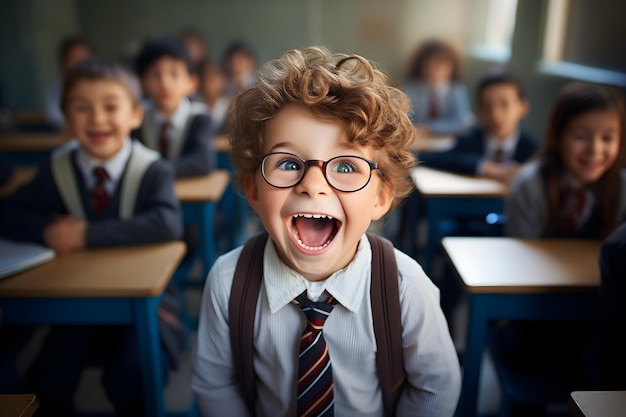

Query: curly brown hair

[228,46,416,209]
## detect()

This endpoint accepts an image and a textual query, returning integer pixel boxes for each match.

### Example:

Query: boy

[192,47,461,416]
[44,35,94,131]
[423,67,539,184]
[134,36,216,178]
[0,58,183,416]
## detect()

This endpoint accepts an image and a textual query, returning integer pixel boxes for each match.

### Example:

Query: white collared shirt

[485,128,520,162]
[192,235,461,417]
[76,137,132,195]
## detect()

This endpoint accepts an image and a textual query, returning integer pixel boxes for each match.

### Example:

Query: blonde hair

[229,46,416,208]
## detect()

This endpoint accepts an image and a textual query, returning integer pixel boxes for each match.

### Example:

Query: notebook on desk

[0,238,55,279]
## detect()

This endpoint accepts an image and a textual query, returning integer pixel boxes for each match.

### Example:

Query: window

[469,0,518,62]
[540,0,626,86]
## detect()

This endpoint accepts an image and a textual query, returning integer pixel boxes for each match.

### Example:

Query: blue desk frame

[423,196,504,273]
[181,201,217,278]
[457,291,597,417]
[0,295,166,417]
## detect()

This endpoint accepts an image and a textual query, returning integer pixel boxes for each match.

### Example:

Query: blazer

[402,81,475,136]
[0,149,183,247]
[505,160,626,238]
[421,125,540,175]
[133,105,216,178]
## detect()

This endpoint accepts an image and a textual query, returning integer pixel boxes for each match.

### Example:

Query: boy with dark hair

[134,36,215,178]
[44,35,94,130]
[192,46,461,417]
[423,66,539,184]
[0,58,183,416]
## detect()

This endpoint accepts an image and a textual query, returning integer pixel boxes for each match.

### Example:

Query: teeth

[292,213,334,220]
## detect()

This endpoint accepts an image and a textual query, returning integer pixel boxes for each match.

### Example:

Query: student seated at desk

[494,81,626,416]
[0,58,184,417]
[506,81,626,238]
[402,38,474,137]
[133,36,216,178]
[422,66,539,184]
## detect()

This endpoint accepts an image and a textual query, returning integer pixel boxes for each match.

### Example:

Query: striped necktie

[293,293,336,417]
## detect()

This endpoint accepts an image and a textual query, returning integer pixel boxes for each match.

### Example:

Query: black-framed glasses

[259,152,383,192]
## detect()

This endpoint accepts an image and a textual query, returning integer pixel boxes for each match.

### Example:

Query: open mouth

[292,214,340,251]
[87,130,112,143]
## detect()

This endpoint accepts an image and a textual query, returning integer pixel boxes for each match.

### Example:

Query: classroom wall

[0,0,623,139]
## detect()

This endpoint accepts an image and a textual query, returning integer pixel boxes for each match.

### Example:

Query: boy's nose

[295,165,331,196]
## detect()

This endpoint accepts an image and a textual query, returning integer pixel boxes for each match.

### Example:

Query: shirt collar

[486,127,520,155]
[263,234,372,315]
[153,98,190,131]
[76,136,132,189]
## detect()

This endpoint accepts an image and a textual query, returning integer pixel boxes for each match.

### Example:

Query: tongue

[294,217,334,248]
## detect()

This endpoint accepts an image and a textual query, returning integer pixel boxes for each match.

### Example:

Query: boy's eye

[330,159,358,174]
[276,158,302,171]
[105,104,118,112]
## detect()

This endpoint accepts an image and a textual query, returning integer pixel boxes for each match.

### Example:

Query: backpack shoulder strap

[50,140,86,221]
[367,232,406,417]
[229,231,268,415]
[119,141,160,219]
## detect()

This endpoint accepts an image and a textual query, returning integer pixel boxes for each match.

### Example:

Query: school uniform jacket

[133,101,216,178]
[0,146,183,247]
[421,124,539,175]
[505,160,626,238]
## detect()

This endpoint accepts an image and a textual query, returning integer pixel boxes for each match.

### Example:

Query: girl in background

[506,81,626,238]
[402,39,474,136]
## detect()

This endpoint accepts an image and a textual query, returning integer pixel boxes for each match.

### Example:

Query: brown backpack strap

[368,233,406,417]
[229,231,268,415]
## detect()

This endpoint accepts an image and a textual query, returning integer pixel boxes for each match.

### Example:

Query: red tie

[293,293,337,417]
[561,187,588,235]
[428,88,439,120]
[159,121,171,159]
[90,166,110,215]
[493,147,504,163]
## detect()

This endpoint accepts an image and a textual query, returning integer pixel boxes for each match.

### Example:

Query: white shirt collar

[76,137,132,193]
[153,97,191,131]
[263,234,372,314]
[485,128,520,159]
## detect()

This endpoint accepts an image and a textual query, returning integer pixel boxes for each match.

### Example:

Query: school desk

[0,131,69,165]
[569,390,626,417]
[175,169,230,277]
[441,237,602,417]
[0,394,39,417]
[411,134,455,153]
[410,166,507,273]
[0,241,186,417]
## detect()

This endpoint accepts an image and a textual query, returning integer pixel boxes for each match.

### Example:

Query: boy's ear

[371,180,395,221]
[520,99,530,118]
[243,172,259,213]
[131,104,144,130]
[187,74,199,96]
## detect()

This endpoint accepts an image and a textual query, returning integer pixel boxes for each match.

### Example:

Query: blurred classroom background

[0,0,625,137]
[1,1,626,416]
